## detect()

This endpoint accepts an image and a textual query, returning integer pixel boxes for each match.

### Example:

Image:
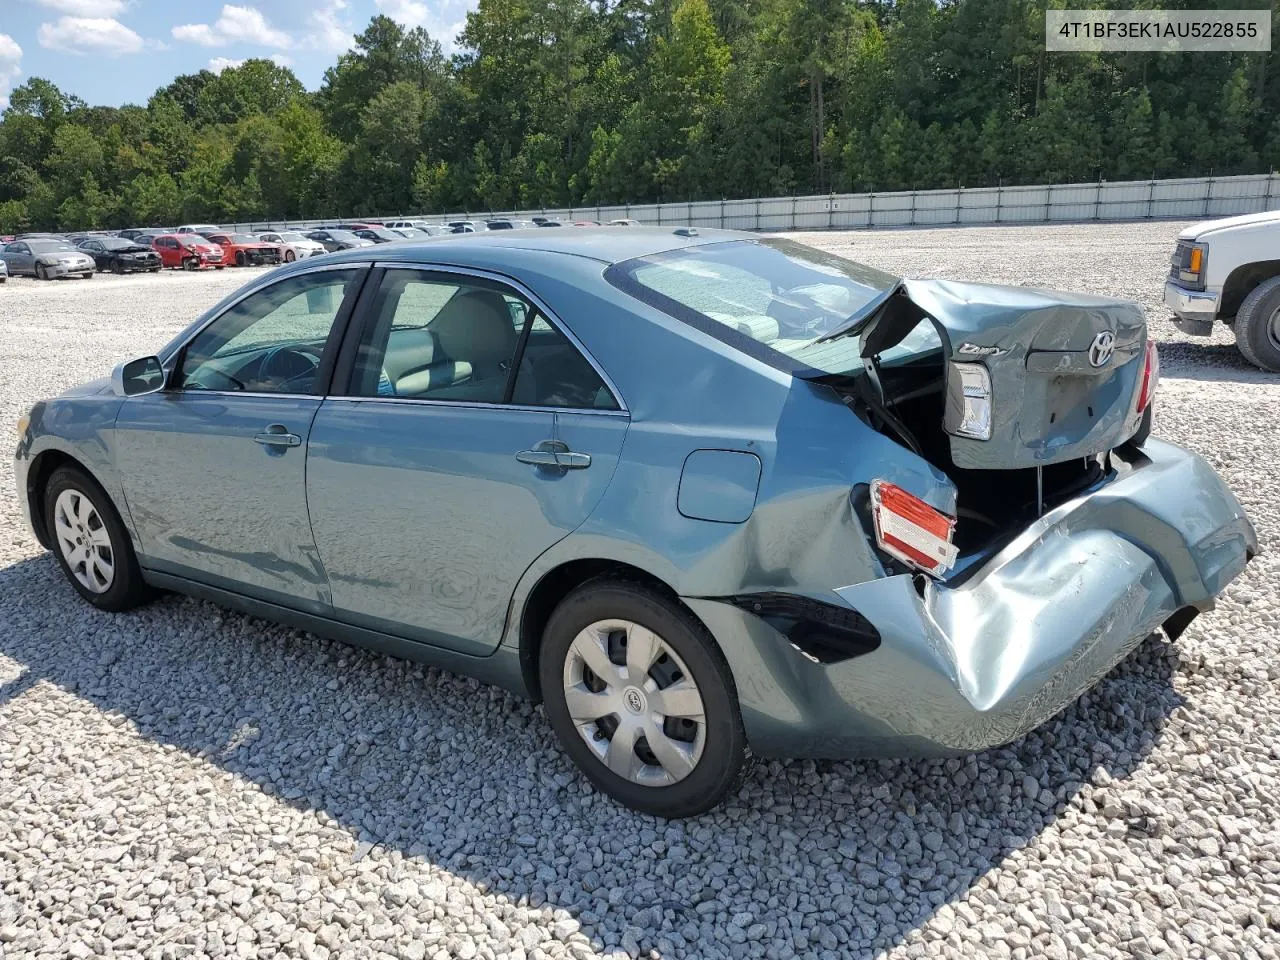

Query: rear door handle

[253,424,302,447]
[516,440,591,470]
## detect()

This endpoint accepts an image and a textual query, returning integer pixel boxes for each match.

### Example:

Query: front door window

[178,269,362,394]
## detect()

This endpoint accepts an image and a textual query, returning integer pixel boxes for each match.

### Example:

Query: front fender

[18,395,130,548]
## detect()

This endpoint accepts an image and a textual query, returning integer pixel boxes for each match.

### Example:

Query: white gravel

[2,225,1278,960]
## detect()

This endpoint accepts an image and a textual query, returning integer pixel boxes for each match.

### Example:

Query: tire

[43,465,151,612]
[539,580,749,817]
[36,263,50,281]
[150,266,161,273]
[285,250,296,263]
[215,265,225,270]
[112,260,123,275]
[183,257,198,271]
[82,271,93,279]
[235,251,246,267]
[1233,275,1280,372]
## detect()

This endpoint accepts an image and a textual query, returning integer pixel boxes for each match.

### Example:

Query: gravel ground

[1,223,1278,960]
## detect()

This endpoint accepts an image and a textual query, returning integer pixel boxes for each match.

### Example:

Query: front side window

[348,270,616,409]
[178,269,361,394]
[607,238,935,376]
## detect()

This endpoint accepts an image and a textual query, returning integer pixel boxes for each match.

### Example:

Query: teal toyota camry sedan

[15,228,1257,816]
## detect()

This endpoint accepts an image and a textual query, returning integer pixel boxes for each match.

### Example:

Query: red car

[204,232,283,267]
[151,234,226,270]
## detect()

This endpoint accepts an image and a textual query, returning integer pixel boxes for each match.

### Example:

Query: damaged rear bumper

[687,437,1256,759]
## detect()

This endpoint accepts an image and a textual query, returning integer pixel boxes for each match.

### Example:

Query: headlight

[1173,240,1209,291]
[17,412,30,439]
[945,362,993,440]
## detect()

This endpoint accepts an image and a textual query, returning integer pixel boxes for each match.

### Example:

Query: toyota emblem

[1088,330,1116,368]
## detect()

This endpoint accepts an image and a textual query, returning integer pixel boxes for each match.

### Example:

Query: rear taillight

[946,362,993,440]
[1136,339,1159,412]
[869,480,958,577]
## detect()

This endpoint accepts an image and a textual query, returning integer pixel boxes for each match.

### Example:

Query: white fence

[222,172,1280,234]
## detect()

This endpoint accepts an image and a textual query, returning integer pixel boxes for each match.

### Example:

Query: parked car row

[0,217,644,282]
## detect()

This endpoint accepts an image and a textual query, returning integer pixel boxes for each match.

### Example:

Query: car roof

[313,225,746,267]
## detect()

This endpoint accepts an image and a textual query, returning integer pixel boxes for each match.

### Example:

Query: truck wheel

[1233,275,1280,372]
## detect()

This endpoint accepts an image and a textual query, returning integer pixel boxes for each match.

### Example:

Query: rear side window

[511,317,616,409]
[346,270,617,410]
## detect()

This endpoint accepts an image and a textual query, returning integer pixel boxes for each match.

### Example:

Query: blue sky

[0,0,478,109]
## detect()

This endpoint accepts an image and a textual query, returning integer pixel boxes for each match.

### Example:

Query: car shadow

[0,552,1183,957]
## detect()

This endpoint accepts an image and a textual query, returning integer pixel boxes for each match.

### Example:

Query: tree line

[1,0,1276,231]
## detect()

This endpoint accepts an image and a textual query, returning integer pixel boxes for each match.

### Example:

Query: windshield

[30,240,79,253]
[179,236,209,248]
[279,232,306,241]
[328,230,359,242]
[232,234,260,244]
[101,237,141,250]
[607,238,938,375]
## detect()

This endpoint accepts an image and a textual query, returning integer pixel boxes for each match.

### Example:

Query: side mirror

[111,356,166,397]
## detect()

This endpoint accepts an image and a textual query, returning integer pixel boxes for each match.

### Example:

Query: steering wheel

[259,345,320,392]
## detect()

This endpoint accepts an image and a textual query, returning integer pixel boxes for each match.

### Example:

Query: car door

[113,265,369,612]
[4,242,33,275]
[305,266,629,655]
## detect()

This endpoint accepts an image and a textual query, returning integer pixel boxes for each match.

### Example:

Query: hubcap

[562,619,706,787]
[1268,305,1280,352]
[53,489,114,594]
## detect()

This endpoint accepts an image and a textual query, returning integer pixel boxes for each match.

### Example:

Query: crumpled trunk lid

[864,279,1148,470]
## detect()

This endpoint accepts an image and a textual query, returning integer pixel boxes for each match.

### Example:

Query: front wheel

[539,580,749,817]
[235,251,246,267]
[43,466,152,612]
[1233,275,1280,372]
[36,263,51,280]
[285,250,296,263]
[183,257,198,271]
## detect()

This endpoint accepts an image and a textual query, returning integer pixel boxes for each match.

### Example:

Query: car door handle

[516,441,591,469]
[253,425,302,447]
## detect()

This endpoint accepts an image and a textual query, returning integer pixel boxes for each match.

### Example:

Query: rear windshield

[607,238,940,376]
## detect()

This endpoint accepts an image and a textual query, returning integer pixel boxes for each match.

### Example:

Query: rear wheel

[539,580,749,817]
[43,466,151,612]
[1233,275,1280,372]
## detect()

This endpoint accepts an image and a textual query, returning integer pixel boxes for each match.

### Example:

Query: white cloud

[305,0,354,53]
[173,4,293,49]
[375,0,473,49]
[270,53,293,67]
[37,0,127,16]
[37,16,144,56]
[0,33,21,110]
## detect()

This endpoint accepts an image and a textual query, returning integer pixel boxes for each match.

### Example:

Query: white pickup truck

[1164,209,1280,371]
